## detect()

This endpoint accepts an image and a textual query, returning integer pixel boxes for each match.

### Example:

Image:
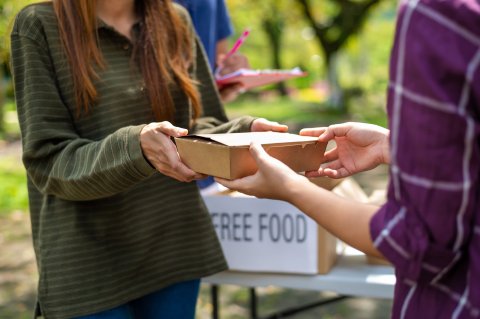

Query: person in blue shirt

[176,0,249,189]
[175,0,232,69]
[175,0,248,103]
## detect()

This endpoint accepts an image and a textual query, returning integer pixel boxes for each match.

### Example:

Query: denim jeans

[73,279,200,319]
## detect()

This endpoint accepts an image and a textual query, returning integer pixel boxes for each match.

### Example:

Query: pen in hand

[224,29,250,59]
[215,29,250,78]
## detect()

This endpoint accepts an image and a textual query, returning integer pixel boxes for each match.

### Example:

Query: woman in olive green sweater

[10,0,287,318]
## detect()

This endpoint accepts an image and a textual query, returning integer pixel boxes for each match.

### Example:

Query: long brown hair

[53,0,201,121]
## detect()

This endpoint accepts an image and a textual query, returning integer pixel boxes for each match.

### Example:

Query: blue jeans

[196,176,215,189]
[73,279,200,319]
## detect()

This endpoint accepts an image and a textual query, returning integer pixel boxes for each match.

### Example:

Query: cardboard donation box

[202,177,343,275]
[175,132,327,179]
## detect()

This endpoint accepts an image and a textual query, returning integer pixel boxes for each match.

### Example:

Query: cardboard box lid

[175,132,327,180]
[179,132,319,147]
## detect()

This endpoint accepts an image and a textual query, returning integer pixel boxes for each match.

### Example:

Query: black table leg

[250,287,258,319]
[211,284,219,319]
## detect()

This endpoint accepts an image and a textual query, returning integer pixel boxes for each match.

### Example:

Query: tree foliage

[296,0,385,64]
[0,0,41,74]
[0,0,43,135]
[226,0,391,110]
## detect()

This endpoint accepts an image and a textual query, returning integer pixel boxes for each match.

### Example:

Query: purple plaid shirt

[369,0,480,318]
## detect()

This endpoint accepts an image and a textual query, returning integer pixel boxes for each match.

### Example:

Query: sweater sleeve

[11,10,156,201]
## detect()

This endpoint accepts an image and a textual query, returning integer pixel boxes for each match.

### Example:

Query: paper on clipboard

[215,67,307,90]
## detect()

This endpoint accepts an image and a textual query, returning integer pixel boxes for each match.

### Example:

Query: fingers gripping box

[174,132,328,180]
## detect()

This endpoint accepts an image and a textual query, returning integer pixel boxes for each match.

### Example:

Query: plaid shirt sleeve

[370,0,480,288]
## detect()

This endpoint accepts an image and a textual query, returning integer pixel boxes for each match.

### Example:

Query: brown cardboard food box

[175,132,328,180]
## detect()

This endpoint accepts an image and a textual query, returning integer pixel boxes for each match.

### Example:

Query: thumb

[171,128,189,137]
[271,122,289,132]
[249,142,269,164]
[216,53,226,67]
[159,122,188,137]
[217,53,226,61]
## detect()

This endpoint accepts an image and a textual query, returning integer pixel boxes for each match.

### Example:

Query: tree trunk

[262,15,289,96]
[326,53,344,110]
[0,66,4,135]
[295,0,383,112]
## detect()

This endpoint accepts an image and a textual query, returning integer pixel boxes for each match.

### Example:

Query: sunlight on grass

[1,100,21,140]
[0,156,28,215]
[225,95,350,131]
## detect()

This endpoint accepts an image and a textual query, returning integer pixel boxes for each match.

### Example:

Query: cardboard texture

[175,132,327,180]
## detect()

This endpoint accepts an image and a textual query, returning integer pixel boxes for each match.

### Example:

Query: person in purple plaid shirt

[217,0,480,318]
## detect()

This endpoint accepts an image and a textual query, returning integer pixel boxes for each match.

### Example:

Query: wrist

[382,131,391,165]
[249,118,262,132]
[283,174,310,205]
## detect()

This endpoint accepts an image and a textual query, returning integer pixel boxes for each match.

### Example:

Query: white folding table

[203,250,395,318]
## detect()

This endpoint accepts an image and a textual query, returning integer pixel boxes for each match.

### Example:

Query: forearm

[288,180,383,258]
[24,125,156,201]
[216,39,229,62]
[381,129,391,165]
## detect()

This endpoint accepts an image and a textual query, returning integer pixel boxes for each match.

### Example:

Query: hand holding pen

[225,29,250,59]
[215,29,251,78]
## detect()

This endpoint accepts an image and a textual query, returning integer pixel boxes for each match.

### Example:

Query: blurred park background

[0,0,396,318]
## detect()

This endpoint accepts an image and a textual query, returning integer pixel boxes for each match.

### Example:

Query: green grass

[226,94,352,130]
[1,100,21,141]
[0,156,28,215]
[225,91,387,131]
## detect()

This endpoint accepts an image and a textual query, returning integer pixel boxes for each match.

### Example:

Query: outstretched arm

[216,143,383,258]
[216,52,250,103]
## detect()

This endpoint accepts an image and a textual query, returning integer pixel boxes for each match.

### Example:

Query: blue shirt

[175,0,234,69]
[175,0,234,189]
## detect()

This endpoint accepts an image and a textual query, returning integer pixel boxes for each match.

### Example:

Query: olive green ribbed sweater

[11,3,254,318]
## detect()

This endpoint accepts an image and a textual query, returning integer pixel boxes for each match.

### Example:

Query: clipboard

[215,67,307,90]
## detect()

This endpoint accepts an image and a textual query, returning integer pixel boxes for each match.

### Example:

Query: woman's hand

[251,118,288,132]
[218,83,245,103]
[216,52,249,76]
[300,122,390,179]
[216,143,306,201]
[140,122,206,182]
[216,53,250,103]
